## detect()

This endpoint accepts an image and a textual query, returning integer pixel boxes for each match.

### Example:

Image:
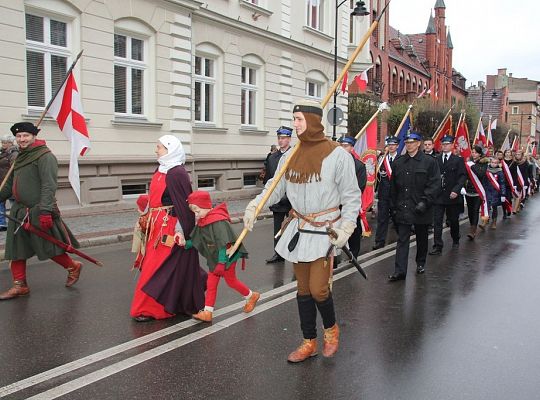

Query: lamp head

[351,1,370,16]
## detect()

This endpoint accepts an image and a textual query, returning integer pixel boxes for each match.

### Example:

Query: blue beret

[276,126,293,136]
[385,136,399,145]
[441,135,454,144]
[338,136,356,146]
[404,131,422,142]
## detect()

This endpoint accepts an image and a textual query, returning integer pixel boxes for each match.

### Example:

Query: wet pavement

[1,198,540,399]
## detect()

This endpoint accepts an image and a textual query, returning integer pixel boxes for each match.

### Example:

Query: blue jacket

[485,167,506,207]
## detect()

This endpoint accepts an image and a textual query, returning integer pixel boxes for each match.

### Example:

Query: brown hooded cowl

[285,112,338,184]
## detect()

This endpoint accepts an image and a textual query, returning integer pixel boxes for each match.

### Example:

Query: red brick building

[354,0,467,141]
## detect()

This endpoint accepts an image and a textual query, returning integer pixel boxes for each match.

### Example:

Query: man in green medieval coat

[0,122,82,300]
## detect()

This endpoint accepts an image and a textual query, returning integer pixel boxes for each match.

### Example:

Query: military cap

[338,136,356,146]
[276,126,293,137]
[293,99,323,116]
[385,136,400,145]
[404,131,422,142]
[441,135,455,144]
[10,122,40,136]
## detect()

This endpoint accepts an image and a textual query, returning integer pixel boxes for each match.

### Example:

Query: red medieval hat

[187,190,212,209]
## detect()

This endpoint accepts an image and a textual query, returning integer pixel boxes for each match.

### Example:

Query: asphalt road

[1,200,540,400]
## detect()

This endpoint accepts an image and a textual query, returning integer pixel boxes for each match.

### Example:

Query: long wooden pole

[354,103,387,140]
[0,50,84,193]
[228,2,392,255]
[431,105,454,140]
[393,104,413,137]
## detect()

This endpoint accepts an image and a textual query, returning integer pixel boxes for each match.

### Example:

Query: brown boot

[467,226,477,240]
[490,220,497,230]
[322,324,340,357]
[287,339,318,363]
[478,220,487,231]
[243,291,260,313]
[0,280,30,300]
[66,261,82,287]
[192,310,213,322]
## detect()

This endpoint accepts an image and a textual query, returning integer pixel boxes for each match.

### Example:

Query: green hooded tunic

[0,141,79,260]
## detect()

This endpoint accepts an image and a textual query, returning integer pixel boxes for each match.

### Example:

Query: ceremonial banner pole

[431,105,454,140]
[354,103,388,141]
[0,50,84,192]
[393,104,413,136]
[471,114,483,146]
[228,2,392,255]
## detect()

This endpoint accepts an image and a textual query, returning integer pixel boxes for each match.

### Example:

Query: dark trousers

[394,223,429,275]
[491,205,499,220]
[466,196,481,226]
[348,216,362,259]
[433,203,461,249]
[272,211,287,248]
[375,196,391,246]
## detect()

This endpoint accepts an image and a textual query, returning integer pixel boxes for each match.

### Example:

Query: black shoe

[372,243,385,250]
[416,265,425,275]
[0,226,6,232]
[428,248,442,255]
[388,273,406,282]
[134,315,155,322]
[265,253,284,264]
[452,242,459,249]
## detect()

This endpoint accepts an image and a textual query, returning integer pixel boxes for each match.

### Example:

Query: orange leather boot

[0,280,30,300]
[287,339,318,363]
[66,261,82,287]
[243,291,260,313]
[322,324,340,357]
[193,310,213,322]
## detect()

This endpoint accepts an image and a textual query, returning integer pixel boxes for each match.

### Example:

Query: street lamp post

[331,0,369,141]
[519,112,533,149]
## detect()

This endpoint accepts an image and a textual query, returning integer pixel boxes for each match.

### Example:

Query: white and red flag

[511,135,520,151]
[454,119,471,159]
[47,72,90,203]
[465,160,489,222]
[353,66,372,93]
[474,121,487,147]
[432,115,452,152]
[353,118,378,237]
[500,131,511,152]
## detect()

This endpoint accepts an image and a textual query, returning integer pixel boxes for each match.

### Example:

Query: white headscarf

[157,135,185,173]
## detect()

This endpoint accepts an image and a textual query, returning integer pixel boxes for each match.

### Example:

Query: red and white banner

[353,119,378,237]
[341,70,349,94]
[432,115,452,152]
[486,171,500,192]
[454,119,471,159]
[516,167,525,199]
[47,72,90,202]
[465,160,489,221]
[382,156,392,180]
[474,121,487,147]
[501,160,518,197]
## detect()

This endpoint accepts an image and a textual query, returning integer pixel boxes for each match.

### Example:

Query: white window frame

[306,80,322,99]
[306,0,325,31]
[194,55,216,124]
[114,31,148,118]
[241,65,258,127]
[512,106,519,115]
[25,10,72,111]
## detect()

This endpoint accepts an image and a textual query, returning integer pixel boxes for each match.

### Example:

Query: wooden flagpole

[431,105,454,140]
[228,2,393,256]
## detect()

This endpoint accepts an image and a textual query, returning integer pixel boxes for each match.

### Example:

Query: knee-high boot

[316,293,340,358]
[287,295,318,363]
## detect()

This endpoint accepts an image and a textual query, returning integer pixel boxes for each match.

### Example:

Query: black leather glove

[414,201,427,215]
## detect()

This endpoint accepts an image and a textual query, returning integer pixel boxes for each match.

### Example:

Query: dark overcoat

[390,150,441,225]
[434,153,467,205]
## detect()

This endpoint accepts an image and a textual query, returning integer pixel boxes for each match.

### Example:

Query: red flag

[341,71,349,94]
[474,121,487,147]
[353,119,377,237]
[511,135,520,151]
[533,143,537,157]
[47,72,91,202]
[454,119,471,159]
[432,115,452,152]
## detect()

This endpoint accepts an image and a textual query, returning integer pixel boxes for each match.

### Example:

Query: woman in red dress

[130,135,206,322]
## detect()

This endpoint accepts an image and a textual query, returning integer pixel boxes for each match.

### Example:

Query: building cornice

[163,0,202,12]
[192,8,345,64]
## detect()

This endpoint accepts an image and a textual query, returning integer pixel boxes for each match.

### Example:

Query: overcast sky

[388,0,540,87]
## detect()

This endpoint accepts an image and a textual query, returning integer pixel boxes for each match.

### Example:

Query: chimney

[497,68,507,76]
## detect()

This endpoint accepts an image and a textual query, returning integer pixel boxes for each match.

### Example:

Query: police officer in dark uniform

[373,136,399,250]
[338,135,367,258]
[388,131,441,281]
[429,135,467,255]
[265,126,293,263]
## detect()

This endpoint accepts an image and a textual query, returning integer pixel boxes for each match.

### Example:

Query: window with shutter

[114,33,146,117]
[25,12,70,109]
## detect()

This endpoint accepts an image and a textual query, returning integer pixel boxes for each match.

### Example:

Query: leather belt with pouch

[285,207,341,252]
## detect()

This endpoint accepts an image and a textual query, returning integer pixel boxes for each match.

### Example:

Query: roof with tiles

[388,26,429,76]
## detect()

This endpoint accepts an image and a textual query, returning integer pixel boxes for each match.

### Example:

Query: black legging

[466,195,481,226]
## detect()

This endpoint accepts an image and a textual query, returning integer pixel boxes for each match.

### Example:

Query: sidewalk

[0,198,271,251]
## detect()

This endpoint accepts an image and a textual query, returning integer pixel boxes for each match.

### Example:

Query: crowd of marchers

[1,105,538,365]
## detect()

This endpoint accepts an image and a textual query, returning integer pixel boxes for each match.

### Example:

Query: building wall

[0,0,371,211]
